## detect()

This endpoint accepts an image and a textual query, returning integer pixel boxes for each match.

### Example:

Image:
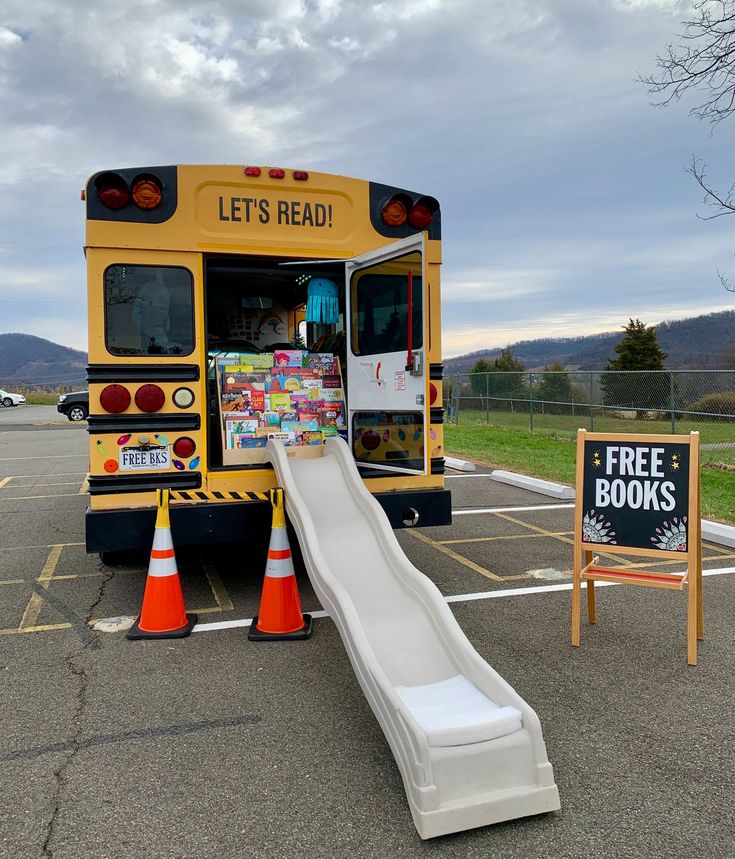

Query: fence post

[670,371,676,434]
[589,373,595,432]
[485,373,489,425]
[529,373,535,433]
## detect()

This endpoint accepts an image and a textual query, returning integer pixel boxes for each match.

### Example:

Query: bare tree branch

[639,0,735,125]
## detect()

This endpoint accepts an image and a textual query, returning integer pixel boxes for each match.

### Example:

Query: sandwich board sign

[571,430,702,665]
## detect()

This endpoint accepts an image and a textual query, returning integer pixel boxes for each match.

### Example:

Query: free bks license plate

[119,446,171,471]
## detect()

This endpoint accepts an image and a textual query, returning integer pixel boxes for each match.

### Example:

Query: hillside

[0,333,87,387]
[445,310,735,372]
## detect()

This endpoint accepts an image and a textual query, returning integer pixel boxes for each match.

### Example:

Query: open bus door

[345,235,428,476]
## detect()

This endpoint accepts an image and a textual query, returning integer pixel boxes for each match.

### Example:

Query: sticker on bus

[119,446,171,472]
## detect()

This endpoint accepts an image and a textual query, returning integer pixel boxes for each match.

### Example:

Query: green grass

[25,393,59,405]
[444,423,735,525]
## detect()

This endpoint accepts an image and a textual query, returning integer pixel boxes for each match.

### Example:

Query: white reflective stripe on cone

[148,553,178,577]
[148,526,178,577]
[265,557,295,579]
[268,527,290,552]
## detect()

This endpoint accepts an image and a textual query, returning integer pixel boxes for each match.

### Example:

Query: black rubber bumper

[85,488,452,554]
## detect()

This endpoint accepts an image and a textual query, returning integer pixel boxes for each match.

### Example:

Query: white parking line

[453,503,575,515]
[190,566,735,634]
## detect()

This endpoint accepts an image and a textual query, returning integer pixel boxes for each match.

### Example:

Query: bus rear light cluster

[381,195,437,230]
[134,384,166,413]
[268,168,285,179]
[99,385,131,414]
[172,437,196,458]
[244,166,261,176]
[95,172,163,211]
[99,384,168,414]
[243,167,309,180]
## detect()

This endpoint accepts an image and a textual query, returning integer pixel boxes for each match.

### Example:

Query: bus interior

[204,255,347,469]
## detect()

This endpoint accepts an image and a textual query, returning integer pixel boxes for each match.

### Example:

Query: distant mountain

[0,333,87,387]
[445,310,735,373]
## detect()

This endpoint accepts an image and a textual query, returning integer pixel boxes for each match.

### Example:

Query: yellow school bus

[84,165,450,557]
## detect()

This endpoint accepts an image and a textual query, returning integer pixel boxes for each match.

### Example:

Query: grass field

[444,422,734,524]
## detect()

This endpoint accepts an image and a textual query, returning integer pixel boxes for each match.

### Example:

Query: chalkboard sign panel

[580,439,690,553]
[572,430,702,664]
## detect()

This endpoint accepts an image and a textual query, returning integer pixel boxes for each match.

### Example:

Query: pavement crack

[41,566,112,855]
[41,656,88,858]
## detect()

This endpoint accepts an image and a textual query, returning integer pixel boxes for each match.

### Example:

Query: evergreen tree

[536,362,574,413]
[469,359,492,408]
[488,349,527,404]
[600,319,669,416]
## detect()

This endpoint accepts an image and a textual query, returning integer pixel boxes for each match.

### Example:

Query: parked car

[0,389,26,407]
[58,390,89,421]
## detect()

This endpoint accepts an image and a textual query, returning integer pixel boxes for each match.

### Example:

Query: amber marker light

[381,198,407,227]
[131,177,162,210]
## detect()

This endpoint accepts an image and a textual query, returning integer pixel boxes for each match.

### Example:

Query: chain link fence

[445,370,735,466]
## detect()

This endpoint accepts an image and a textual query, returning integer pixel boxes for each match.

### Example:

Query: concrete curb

[484,469,735,548]
[490,470,575,500]
[702,519,735,549]
[445,456,476,472]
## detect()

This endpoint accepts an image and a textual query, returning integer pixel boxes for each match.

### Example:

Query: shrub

[691,392,735,418]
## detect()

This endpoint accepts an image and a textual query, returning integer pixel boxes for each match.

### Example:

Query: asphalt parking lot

[1,406,733,858]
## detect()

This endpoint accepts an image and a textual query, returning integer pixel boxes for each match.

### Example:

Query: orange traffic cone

[127,488,197,640]
[248,487,312,641]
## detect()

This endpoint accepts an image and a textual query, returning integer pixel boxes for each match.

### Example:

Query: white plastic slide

[265,438,561,839]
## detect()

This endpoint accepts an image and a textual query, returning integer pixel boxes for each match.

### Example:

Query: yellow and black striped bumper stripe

[170,490,269,503]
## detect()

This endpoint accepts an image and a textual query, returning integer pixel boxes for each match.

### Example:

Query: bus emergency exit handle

[405,269,414,371]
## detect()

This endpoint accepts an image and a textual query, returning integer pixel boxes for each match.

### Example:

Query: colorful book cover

[301,431,324,446]
[269,393,291,410]
[238,353,274,369]
[319,387,343,402]
[281,420,319,433]
[267,431,296,445]
[318,404,344,427]
[297,410,320,424]
[303,353,335,374]
[320,375,342,389]
[320,427,339,439]
[275,367,319,379]
[221,387,265,412]
[261,411,282,427]
[272,349,304,368]
[233,435,268,449]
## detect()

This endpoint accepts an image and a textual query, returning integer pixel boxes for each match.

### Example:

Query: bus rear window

[104,265,195,356]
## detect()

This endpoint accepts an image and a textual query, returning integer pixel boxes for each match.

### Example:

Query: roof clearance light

[173,437,196,458]
[293,171,309,181]
[268,168,285,179]
[97,175,130,210]
[135,384,166,413]
[100,384,131,413]
[131,177,162,210]
[408,202,433,230]
[244,166,261,176]
[382,198,407,227]
[172,387,195,409]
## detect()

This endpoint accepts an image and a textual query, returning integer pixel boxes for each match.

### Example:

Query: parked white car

[0,389,26,407]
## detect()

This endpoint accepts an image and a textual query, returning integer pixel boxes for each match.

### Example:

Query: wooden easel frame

[571,430,703,665]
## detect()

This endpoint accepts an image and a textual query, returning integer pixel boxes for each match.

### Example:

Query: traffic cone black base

[248,612,313,642]
[127,613,198,640]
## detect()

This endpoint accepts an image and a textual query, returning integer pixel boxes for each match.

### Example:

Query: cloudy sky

[1,0,733,359]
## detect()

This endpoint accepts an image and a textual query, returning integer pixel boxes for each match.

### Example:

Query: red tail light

[135,384,165,413]
[100,384,131,413]
[430,383,438,406]
[97,175,129,210]
[408,202,433,230]
[173,437,196,458]
[382,198,407,227]
[131,177,162,210]
[244,166,261,176]
[293,171,309,181]
[268,168,285,179]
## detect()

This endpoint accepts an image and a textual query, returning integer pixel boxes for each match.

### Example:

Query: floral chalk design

[650,517,687,552]
[582,510,617,544]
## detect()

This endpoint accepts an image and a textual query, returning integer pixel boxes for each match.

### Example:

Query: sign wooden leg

[585,550,596,624]
[571,569,582,647]
[687,576,698,666]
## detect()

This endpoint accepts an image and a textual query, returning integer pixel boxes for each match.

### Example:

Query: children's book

[272,350,304,368]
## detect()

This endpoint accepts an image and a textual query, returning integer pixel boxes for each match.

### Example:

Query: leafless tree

[640,1,735,290]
